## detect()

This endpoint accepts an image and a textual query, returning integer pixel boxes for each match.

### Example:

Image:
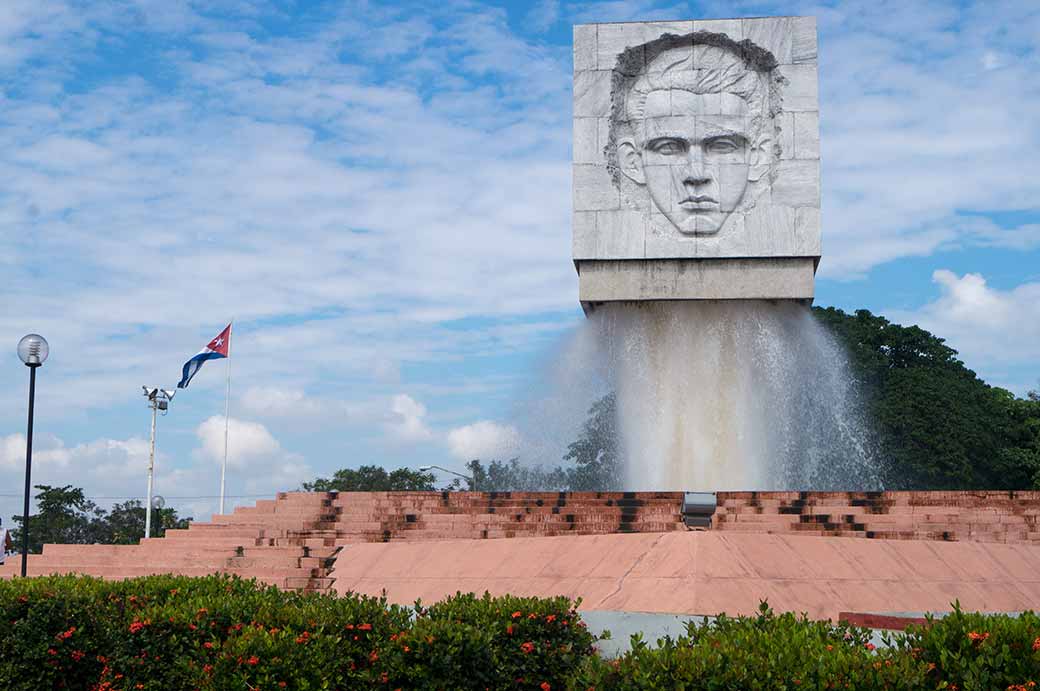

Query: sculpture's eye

[648,138,685,155]
[705,136,743,154]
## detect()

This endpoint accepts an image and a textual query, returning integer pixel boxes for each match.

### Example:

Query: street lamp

[418,464,475,488]
[150,495,166,538]
[17,334,48,578]
[142,387,175,539]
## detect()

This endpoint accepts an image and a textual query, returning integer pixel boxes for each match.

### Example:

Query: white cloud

[0,433,73,471]
[195,416,282,469]
[888,270,1040,385]
[1,0,1039,493]
[387,394,435,443]
[446,420,520,460]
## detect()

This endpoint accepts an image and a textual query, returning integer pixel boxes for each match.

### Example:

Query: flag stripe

[177,350,226,389]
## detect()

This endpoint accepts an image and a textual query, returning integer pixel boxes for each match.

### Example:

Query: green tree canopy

[301,465,436,492]
[813,307,1040,489]
[9,485,192,552]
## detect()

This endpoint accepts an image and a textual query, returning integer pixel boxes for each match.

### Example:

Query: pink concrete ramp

[329,531,1040,621]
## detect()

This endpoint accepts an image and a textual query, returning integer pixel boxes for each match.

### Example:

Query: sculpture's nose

[681,150,712,186]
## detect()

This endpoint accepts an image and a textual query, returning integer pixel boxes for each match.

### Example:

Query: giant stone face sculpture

[573,18,820,308]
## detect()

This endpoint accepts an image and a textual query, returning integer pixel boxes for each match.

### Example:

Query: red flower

[358,623,372,631]
[56,626,76,640]
[864,643,875,651]
[203,642,214,649]
[369,651,379,662]
[129,620,146,634]
[512,611,522,619]
[47,648,58,656]
[71,650,85,662]
[967,631,990,645]
[506,625,514,636]
[541,683,551,691]
[1031,637,1040,652]
[528,613,538,620]
[296,632,311,644]
[545,615,556,623]
[521,641,535,654]
[246,656,259,666]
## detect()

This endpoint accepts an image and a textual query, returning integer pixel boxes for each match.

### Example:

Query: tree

[563,393,622,490]
[10,485,107,553]
[813,307,1040,489]
[301,465,436,492]
[463,458,571,491]
[9,487,193,551]
[105,500,192,543]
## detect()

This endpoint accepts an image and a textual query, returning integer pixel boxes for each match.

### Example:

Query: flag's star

[215,337,224,346]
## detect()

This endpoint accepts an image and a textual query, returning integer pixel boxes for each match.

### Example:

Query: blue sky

[2,0,1039,522]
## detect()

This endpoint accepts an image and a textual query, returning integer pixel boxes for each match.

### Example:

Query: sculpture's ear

[747,128,773,182]
[617,140,645,185]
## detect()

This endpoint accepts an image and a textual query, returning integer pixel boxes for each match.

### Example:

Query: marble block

[571,16,821,306]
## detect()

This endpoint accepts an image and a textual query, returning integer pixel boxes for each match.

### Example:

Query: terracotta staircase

[0,491,686,591]
[329,491,687,545]
[0,492,339,592]
[6,490,1037,591]
[713,491,1040,544]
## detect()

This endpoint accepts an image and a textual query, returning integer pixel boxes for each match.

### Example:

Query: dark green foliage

[813,307,1040,489]
[2,577,1038,689]
[10,485,107,553]
[301,464,436,492]
[0,575,590,690]
[571,602,1040,690]
[464,458,572,491]
[564,392,622,490]
[463,393,622,492]
[104,500,192,543]
[896,604,1040,691]
[9,486,192,553]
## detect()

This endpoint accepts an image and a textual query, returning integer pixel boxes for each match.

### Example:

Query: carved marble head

[607,32,784,236]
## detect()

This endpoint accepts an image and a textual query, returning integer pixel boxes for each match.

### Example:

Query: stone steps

[712,491,1040,544]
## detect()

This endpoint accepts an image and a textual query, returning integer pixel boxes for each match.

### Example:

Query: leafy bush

[570,603,930,690]
[2,577,1038,690]
[894,603,1040,691]
[383,592,596,690]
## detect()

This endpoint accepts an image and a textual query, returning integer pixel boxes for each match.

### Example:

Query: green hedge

[1,576,1038,690]
[571,603,1040,691]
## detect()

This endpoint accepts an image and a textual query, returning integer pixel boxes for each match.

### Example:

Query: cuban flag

[177,324,231,389]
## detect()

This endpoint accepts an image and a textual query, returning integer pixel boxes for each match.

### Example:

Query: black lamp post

[16,334,48,578]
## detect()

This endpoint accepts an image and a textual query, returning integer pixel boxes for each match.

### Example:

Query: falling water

[585,300,882,491]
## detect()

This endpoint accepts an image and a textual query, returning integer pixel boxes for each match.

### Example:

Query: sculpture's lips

[679,196,718,210]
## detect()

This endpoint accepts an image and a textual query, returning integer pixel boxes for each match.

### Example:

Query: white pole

[145,400,157,539]
[220,322,232,516]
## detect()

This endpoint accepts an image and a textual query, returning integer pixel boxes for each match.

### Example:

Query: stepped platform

[3,490,1039,619]
[330,530,1040,621]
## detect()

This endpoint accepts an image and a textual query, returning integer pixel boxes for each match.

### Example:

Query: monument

[573,17,820,310]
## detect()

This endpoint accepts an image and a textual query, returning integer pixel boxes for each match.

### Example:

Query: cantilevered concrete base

[577,257,816,312]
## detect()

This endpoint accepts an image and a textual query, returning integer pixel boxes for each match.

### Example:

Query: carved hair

[606,31,784,187]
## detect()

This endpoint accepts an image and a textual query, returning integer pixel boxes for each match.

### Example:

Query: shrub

[382,592,596,690]
[895,603,1040,690]
[571,603,931,690]
[3,576,1038,690]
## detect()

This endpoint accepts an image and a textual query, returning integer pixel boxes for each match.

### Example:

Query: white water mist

[591,301,882,491]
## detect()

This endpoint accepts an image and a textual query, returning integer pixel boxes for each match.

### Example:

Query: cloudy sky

[2,0,1038,522]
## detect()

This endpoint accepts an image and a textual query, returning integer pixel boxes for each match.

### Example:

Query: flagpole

[220,321,232,516]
